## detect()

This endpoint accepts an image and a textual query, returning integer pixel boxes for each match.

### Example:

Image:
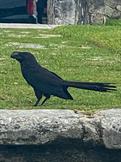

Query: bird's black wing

[21,64,66,97]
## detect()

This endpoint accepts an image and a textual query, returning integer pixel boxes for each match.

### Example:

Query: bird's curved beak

[11,52,18,59]
[11,52,21,61]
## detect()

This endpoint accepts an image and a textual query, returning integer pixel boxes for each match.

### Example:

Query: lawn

[0,25,121,111]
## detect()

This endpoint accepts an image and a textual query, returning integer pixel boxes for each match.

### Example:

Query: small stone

[116,5,121,12]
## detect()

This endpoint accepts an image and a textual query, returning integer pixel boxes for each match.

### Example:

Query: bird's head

[11,51,36,63]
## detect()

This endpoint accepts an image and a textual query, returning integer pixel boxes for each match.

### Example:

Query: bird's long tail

[65,81,116,92]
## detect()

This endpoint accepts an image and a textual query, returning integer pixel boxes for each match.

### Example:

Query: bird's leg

[41,96,50,105]
[33,89,43,106]
[34,96,42,106]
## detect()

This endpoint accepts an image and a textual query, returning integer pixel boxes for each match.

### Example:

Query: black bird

[11,51,116,106]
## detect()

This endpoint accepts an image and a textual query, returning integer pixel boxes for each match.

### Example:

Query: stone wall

[47,0,121,24]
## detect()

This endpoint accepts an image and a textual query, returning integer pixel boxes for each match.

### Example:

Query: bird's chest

[21,65,40,86]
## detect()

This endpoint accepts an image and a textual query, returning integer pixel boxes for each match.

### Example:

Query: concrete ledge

[0,109,121,149]
[0,23,59,29]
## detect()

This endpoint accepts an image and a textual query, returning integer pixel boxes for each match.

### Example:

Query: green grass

[106,19,121,26]
[0,25,121,111]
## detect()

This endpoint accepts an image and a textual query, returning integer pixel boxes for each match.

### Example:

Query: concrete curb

[0,23,60,29]
[0,109,121,149]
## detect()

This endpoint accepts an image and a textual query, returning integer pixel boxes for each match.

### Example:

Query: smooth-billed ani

[11,51,116,106]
